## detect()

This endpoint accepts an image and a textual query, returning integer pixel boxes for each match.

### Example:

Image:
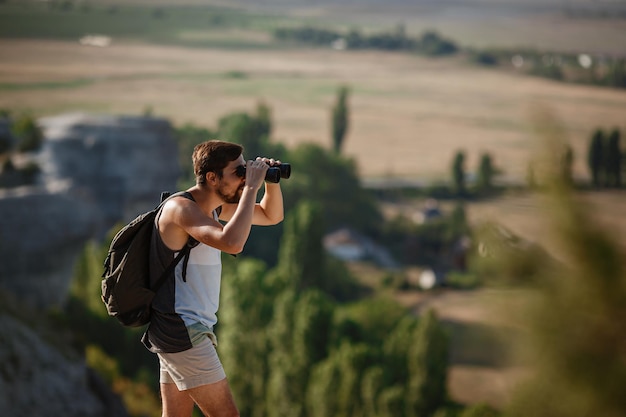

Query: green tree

[461,403,501,417]
[331,85,350,154]
[217,102,276,161]
[72,239,110,316]
[476,152,495,193]
[219,258,273,417]
[604,58,626,89]
[361,367,385,417]
[445,203,469,244]
[292,290,334,368]
[587,129,604,187]
[451,150,466,196]
[378,385,406,417]
[406,309,449,417]
[12,113,43,153]
[174,122,216,188]
[383,316,419,385]
[266,290,334,417]
[306,355,342,417]
[605,128,622,187]
[560,144,574,185]
[334,343,377,417]
[266,290,299,417]
[276,200,326,292]
[0,129,11,156]
[283,142,382,234]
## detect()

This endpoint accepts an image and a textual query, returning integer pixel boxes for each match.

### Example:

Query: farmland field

[1,39,625,183]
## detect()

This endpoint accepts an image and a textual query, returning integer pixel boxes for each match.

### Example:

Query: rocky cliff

[0,112,181,416]
[0,112,180,308]
[0,293,128,417]
[38,112,180,236]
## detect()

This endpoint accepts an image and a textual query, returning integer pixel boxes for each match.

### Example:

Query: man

[142,140,284,417]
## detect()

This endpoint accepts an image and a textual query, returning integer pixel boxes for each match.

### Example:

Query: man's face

[216,155,246,204]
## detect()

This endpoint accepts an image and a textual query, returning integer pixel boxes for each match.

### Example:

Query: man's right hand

[244,158,269,190]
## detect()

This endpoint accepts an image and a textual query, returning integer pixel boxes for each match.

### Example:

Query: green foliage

[475,153,495,194]
[383,317,419,385]
[276,200,327,292]
[586,127,622,188]
[605,128,622,187]
[361,366,385,417]
[603,58,626,89]
[0,158,40,188]
[377,385,406,417]
[306,355,343,417]
[0,2,281,49]
[260,289,336,417]
[282,142,382,234]
[468,50,498,66]
[469,222,550,287]
[72,239,110,315]
[559,144,574,185]
[529,61,564,80]
[335,297,409,347]
[587,129,604,186]
[219,258,274,417]
[292,290,334,367]
[381,203,469,269]
[504,113,626,417]
[451,150,466,196]
[0,130,11,156]
[174,122,216,188]
[217,101,280,161]
[331,85,350,154]
[0,112,42,188]
[274,25,458,56]
[406,309,449,417]
[418,31,458,56]
[461,403,501,417]
[86,344,121,385]
[66,226,161,415]
[12,113,45,152]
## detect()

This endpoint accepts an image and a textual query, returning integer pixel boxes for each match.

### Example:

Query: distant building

[413,198,442,224]
[323,227,399,269]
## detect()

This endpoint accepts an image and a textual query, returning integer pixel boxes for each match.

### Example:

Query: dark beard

[217,183,242,204]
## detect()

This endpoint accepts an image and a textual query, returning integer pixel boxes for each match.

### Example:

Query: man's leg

[187,378,239,417]
[161,382,195,417]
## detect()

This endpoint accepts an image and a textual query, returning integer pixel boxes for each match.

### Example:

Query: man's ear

[206,171,218,185]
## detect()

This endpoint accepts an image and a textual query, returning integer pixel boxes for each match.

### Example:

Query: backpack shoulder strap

[152,191,200,287]
[151,244,193,294]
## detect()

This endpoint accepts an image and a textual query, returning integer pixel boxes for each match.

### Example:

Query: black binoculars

[236,162,291,183]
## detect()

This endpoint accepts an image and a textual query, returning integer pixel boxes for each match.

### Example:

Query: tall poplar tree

[276,201,326,292]
[451,150,466,196]
[219,258,273,417]
[606,128,622,187]
[476,152,495,193]
[587,129,604,187]
[406,309,449,417]
[331,85,350,154]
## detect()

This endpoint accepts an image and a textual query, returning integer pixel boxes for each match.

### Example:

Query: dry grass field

[1,38,625,182]
[1,15,625,409]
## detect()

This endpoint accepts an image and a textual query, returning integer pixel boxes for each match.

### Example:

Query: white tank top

[173,240,222,330]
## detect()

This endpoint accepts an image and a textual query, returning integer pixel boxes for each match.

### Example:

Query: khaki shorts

[157,324,226,390]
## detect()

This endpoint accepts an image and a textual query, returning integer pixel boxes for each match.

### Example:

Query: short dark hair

[193,140,244,184]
